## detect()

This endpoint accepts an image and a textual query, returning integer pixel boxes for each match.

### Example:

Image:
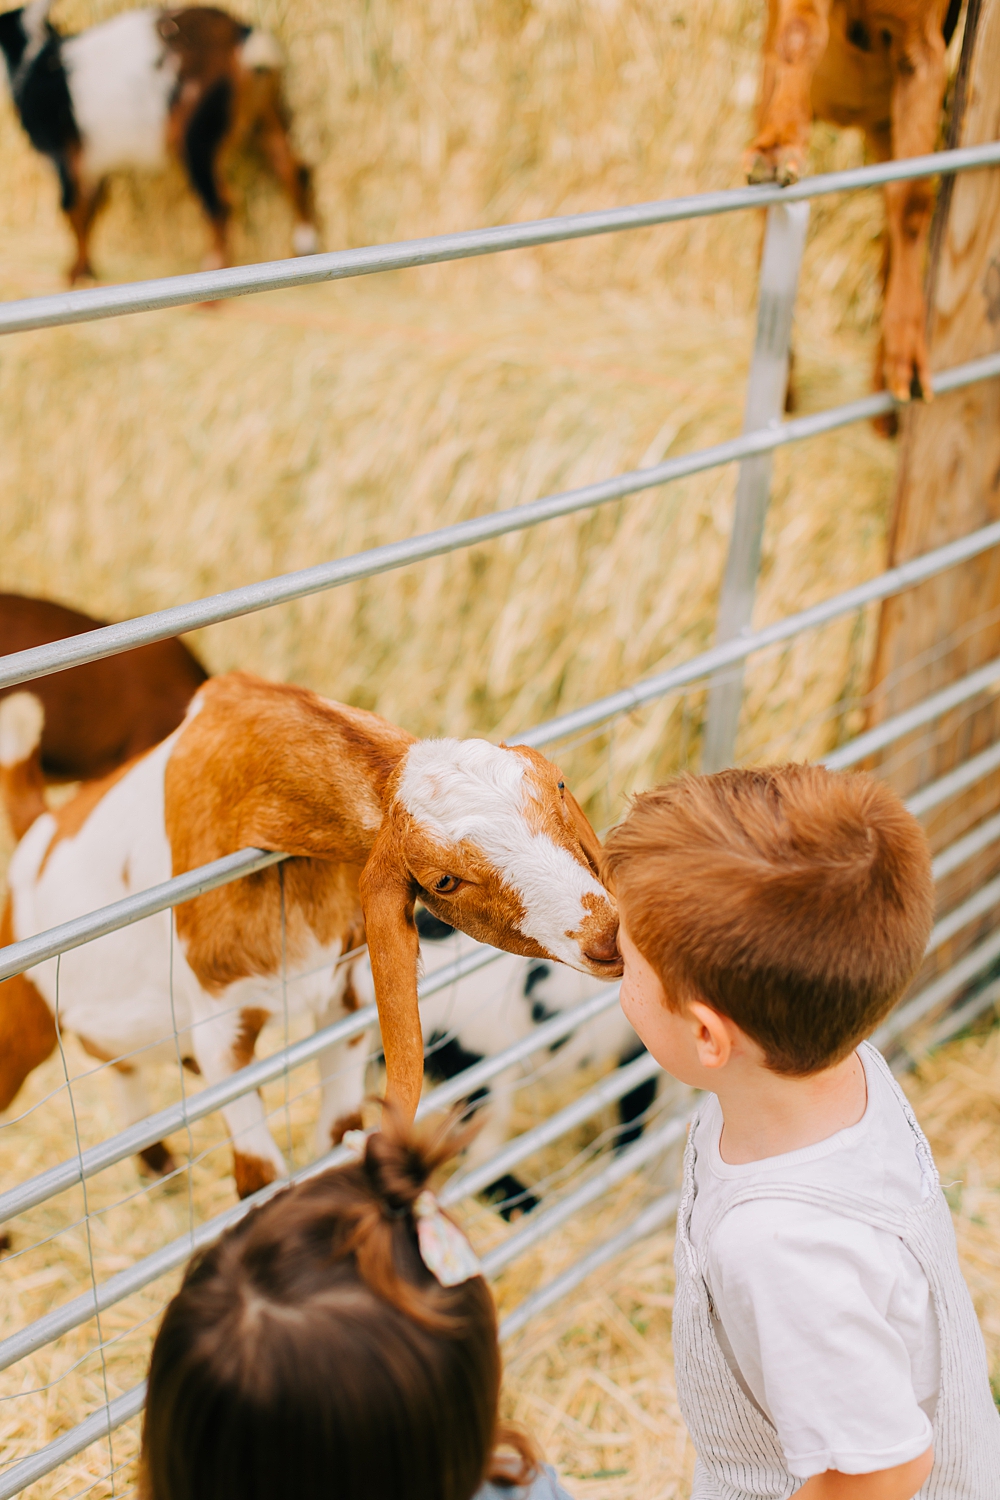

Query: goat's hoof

[746,147,802,188]
[292,223,319,256]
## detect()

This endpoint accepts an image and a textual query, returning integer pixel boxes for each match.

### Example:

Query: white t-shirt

[688,1045,939,1481]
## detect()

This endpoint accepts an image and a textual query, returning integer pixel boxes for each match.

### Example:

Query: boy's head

[603,764,933,1077]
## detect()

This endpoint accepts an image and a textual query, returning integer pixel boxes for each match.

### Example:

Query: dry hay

[0,0,898,820]
[0,0,969,1493]
[5,1010,1000,1500]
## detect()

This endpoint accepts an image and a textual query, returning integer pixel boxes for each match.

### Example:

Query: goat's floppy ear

[358,824,423,1123]
[564,787,604,878]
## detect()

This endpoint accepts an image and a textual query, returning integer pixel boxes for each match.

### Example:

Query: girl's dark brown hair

[140,1113,537,1500]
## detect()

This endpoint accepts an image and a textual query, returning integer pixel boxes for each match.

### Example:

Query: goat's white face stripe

[398,739,606,967]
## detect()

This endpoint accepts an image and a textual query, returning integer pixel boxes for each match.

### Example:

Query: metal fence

[2,140,1000,1498]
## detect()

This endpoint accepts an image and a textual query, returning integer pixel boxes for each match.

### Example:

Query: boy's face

[618,914,752,1088]
[618,918,706,1086]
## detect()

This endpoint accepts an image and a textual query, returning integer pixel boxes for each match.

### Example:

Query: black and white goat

[0,2,318,281]
[354,907,675,1220]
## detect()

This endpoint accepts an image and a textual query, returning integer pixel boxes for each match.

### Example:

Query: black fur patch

[0,10,80,205]
[523,961,552,997]
[424,1031,487,1106]
[942,0,963,46]
[616,1041,657,1149]
[415,906,456,943]
[183,76,233,220]
[482,1173,539,1221]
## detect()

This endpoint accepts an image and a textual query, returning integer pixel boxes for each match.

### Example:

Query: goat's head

[358,738,621,1119]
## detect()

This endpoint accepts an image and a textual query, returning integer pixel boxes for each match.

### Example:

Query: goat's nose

[583,925,620,965]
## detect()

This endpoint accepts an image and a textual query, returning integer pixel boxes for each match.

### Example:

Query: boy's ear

[688,1000,734,1071]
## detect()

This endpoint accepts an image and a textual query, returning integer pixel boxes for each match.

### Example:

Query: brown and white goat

[0,593,207,819]
[746,0,962,406]
[0,672,621,1197]
[0,3,318,282]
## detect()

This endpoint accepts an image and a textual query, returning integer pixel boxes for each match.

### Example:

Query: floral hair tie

[412,1190,482,1287]
[340,1130,481,1286]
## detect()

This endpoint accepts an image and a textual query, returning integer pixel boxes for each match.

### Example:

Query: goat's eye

[432,874,461,895]
[557,780,565,792]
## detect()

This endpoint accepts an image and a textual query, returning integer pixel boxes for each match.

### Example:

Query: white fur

[62,10,176,180]
[397,738,609,970]
[240,27,283,71]
[0,691,44,766]
[7,728,354,1174]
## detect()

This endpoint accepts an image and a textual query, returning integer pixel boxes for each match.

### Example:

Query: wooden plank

[866,0,1000,864]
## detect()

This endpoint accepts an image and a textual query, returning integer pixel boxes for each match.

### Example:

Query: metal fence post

[701,200,810,772]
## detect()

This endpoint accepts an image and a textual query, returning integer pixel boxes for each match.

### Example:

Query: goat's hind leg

[181,80,236,273]
[256,89,318,256]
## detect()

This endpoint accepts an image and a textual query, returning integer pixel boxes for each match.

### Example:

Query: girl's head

[140,1116,535,1500]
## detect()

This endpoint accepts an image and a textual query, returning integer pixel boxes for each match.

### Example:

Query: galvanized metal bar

[440,1047,661,1205]
[0,987,622,1369]
[824,657,1000,770]
[907,741,1000,817]
[0,1382,147,1500]
[480,1108,693,1278]
[702,201,810,772]
[927,874,1000,954]
[518,485,1000,748]
[2,352,999,699]
[499,1190,681,1342]
[875,925,1000,1048]
[932,810,1000,880]
[0,849,286,984]
[0,943,502,1229]
[0,143,998,338]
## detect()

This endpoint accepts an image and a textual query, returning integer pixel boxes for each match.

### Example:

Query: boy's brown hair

[602,764,934,1075]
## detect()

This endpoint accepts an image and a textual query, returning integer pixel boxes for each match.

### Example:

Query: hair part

[603,765,934,1075]
[140,1112,537,1500]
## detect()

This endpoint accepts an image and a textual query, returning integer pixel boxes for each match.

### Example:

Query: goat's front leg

[191,998,286,1198]
[314,967,372,1154]
[880,20,947,403]
[748,0,832,185]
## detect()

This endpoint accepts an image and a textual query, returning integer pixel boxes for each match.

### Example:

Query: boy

[603,765,1000,1500]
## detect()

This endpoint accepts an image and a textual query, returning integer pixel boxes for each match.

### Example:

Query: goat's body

[63,10,175,179]
[0,672,621,1197]
[0,3,319,282]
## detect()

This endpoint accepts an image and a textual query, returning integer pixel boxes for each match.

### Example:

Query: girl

[140,1115,572,1500]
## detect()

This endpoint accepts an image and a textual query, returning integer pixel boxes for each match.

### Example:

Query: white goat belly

[8,733,188,1059]
[63,11,176,178]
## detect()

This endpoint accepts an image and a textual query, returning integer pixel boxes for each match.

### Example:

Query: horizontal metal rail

[875,925,1000,1048]
[932,811,1000,880]
[0,143,998,338]
[0,1113,688,1500]
[0,943,504,1226]
[499,1190,681,1342]
[824,656,1000,770]
[4,467,1000,997]
[1,352,998,699]
[908,740,1000,818]
[481,1109,692,1278]
[440,1050,662,1205]
[0,987,622,1369]
[927,874,1000,955]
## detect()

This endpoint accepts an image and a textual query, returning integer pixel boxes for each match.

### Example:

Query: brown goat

[747,0,962,407]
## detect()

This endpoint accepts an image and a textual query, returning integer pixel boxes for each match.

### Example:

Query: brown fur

[0,752,46,841]
[603,765,934,1074]
[164,673,618,1121]
[0,594,207,783]
[747,0,954,404]
[233,1150,278,1197]
[0,898,57,1113]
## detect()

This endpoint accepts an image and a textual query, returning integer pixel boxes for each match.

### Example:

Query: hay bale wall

[0,0,894,822]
